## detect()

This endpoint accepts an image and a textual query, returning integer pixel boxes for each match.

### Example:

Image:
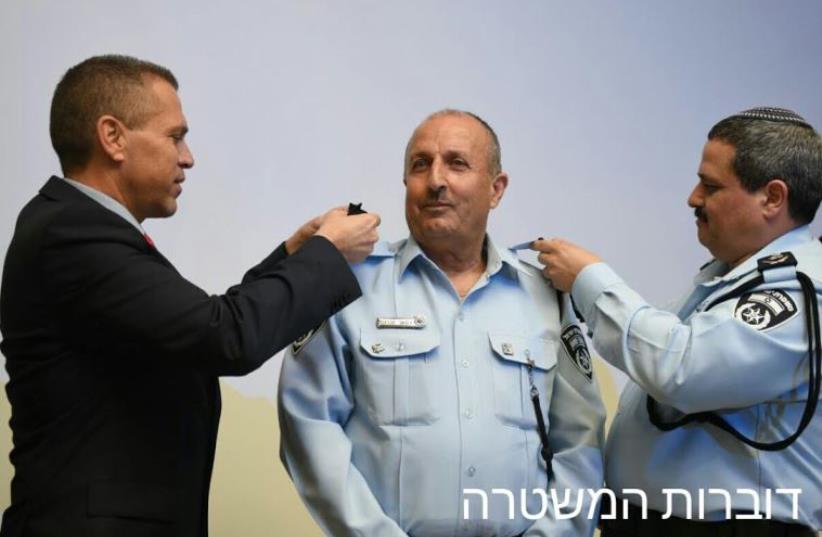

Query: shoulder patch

[561,325,593,382]
[733,289,798,331]
[291,321,326,355]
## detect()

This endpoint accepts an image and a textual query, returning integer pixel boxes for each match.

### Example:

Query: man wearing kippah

[532,108,822,536]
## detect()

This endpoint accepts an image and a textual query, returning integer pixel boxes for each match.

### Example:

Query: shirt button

[464,409,473,419]
[396,342,405,351]
[461,359,470,368]
[457,311,465,321]
[467,466,476,477]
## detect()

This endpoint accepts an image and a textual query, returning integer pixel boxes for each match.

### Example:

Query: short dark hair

[708,110,822,224]
[50,54,178,174]
[405,109,502,177]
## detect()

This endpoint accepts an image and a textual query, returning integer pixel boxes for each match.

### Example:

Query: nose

[426,160,447,191]
[179,140,195,169]
[687,183,702,208]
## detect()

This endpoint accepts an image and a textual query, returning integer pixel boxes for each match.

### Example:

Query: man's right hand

[316,207,381,263]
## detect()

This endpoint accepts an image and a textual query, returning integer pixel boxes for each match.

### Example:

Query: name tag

[376,315,427,329]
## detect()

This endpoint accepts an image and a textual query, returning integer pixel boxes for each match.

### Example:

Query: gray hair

[404,109,502,178]
[708,108,822,224]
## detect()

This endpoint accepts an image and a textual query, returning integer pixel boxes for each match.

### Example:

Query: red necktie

[144,233,155,248]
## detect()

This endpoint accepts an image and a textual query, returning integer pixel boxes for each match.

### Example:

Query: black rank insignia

[291,321,325,355]
[757,251,797,271]
[561,325,593,381]
[734,289,798,331]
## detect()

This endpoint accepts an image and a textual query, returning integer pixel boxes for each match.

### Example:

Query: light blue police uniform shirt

[572,225,822,529]
[279,236,606,537]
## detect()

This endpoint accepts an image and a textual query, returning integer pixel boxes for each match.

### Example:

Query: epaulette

[757,251,797,270]
[512,256,542,276]
[366,240,401,259]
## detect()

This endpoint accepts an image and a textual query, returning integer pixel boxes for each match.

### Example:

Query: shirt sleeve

[39,205,361,376]
[571,262,810,413]
[523,295,606,537]
[278,316,409,537]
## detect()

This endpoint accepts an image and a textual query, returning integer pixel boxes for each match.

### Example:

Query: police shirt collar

[697,225,813,284]
[495,240,533,277]
[397,234,525,280]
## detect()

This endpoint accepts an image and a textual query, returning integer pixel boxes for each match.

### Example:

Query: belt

[600,501,816,537]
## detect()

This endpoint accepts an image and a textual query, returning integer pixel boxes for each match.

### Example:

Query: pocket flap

[360,327,440,358]
[488,333,557,371]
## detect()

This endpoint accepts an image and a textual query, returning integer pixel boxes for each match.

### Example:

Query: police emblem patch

[291,321,326,355]
[561,325,593,381]
[734,289,798,331]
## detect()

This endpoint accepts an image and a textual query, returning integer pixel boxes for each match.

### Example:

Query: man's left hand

[531,238,601,292]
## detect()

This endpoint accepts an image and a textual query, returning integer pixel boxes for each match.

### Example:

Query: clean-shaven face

[119,77,194,221]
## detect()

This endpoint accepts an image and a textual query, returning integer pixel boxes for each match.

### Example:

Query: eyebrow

[408,150,430,161]
[443,149,468,159]
[697,173,720,184]
[170,125,189,136]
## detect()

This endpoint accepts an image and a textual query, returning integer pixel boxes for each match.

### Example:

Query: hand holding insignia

[316,207,381,263]
[531,238,601,292]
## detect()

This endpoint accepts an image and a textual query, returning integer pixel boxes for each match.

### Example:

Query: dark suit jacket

[0,177,361,537]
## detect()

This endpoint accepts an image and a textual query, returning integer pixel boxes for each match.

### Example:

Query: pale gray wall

[2,2,821,533]
[1,0,821,419]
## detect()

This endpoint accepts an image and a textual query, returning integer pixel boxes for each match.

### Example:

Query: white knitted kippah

[729,107,812,128]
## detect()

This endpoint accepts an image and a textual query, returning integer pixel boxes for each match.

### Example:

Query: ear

[96,115,128,163]
[761,179,789,219]
[489,172,509,209]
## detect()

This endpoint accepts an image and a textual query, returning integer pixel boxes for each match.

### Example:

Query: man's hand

[531,238,601,292]
[285,212,325,255]
[316,208,381,263]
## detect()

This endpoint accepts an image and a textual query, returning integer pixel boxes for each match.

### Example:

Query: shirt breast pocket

[357,327,442,426]
[488,333,557,429]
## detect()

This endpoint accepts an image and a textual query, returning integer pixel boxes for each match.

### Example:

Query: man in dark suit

[0,54,380,537]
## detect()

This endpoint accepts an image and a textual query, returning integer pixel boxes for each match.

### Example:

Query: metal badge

[375,315,426,329]
[371,342,385,354]
[501,342,514,356]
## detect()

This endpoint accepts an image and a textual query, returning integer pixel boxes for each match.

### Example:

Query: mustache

[423,187,452,205]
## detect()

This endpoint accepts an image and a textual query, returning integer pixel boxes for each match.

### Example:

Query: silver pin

[376,315,427,329]
[371,342,385,354]
[501,343,514,356]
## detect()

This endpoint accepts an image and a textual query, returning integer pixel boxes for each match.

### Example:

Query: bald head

[405,109,501,179]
